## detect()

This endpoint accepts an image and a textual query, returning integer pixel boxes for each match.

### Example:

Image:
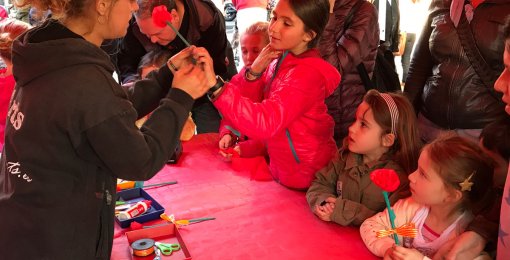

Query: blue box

[115,188,165,228]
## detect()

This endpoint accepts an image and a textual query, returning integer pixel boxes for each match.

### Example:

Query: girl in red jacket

[198,0,341,190]
[218,21,269,156]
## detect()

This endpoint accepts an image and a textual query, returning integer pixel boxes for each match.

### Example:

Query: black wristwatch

[207,75,225,97]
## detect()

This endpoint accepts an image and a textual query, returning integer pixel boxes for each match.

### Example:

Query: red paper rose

[152,5,173,28]
[370,169,400,192]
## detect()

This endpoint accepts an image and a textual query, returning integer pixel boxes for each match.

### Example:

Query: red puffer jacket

[213,49,341,189]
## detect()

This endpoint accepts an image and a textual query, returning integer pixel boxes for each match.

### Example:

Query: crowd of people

[0,0,509,259]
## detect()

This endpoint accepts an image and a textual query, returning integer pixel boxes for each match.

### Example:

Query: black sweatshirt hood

[12,19,115,86]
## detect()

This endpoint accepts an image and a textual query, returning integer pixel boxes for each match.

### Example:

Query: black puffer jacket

[319,0,379,143]
[404,0,509,129]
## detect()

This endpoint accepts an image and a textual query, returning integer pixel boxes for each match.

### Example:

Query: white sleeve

[359,198,421,257]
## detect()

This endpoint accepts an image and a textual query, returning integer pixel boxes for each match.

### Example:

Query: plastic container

[115,188,165,228]
[117,200,152,221]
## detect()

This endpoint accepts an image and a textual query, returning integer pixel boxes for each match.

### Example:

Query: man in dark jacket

[319,0,379,144]
[404,0,509,142]
[117,0,237,133]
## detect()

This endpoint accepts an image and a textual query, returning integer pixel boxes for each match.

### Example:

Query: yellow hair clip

[459,171,475,192]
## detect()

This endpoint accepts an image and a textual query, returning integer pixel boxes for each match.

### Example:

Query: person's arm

[213,65,328,140]
[432,231,487,260]
[80,62,209,181]
[306,160,342,210]
[82,88,193,181]
[319,3,379,75]
[238,139,266,157]
[125,47,196,118]
[332,165,409,226]
[403,14,434,112]
[117,20,148,84]
[125,65,173,119]
[360,198,420,257]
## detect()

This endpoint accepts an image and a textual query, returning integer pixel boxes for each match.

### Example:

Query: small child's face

[408,149,456,206]
[347,102,386,159]
[268,0,311,55]
[241,33,268,67]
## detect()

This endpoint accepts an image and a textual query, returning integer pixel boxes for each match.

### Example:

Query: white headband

[379,93,399,136]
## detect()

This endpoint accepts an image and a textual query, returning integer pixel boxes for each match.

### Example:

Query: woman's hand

[167,46,196,73]
[192,47,217,88]
[172,63,208,99]
[249,45,282,77]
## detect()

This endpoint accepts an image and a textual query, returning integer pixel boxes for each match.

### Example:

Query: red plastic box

[125,224,192,259]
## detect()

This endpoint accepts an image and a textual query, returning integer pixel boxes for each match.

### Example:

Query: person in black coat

[0,0,212,258]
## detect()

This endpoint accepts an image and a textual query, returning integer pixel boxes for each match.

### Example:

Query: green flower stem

[383,191,400,245]
[166,21,191,47]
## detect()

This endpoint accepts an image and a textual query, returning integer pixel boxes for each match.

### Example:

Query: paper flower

[370,169,401,245]
[151,5,191,46]
[370,169,400,192]
[152,5,173,27]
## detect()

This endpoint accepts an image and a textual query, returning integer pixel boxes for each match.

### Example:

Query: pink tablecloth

[111,134,378,259]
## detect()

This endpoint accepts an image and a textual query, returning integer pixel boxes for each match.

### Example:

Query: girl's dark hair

[137,50,172,77]
[425,133,494,214]
[136,0,177,19]
[362,89,421,174]
[480,117,510,160]
[287,0,330,48]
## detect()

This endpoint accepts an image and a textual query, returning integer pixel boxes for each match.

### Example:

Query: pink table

[111,134,378,259]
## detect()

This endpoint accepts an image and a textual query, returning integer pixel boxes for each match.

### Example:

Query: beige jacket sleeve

[359,197,422,257]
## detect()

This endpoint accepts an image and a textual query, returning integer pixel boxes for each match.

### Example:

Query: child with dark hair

[361,133,494,259]
[137,50,172,79]
[197,0,341,189]
[306,89,421,226]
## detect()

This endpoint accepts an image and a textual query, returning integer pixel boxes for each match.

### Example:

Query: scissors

[160,213,215,227]
[155,242,180,256]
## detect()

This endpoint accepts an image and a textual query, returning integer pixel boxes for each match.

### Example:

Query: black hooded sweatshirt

[0,19,193,259]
